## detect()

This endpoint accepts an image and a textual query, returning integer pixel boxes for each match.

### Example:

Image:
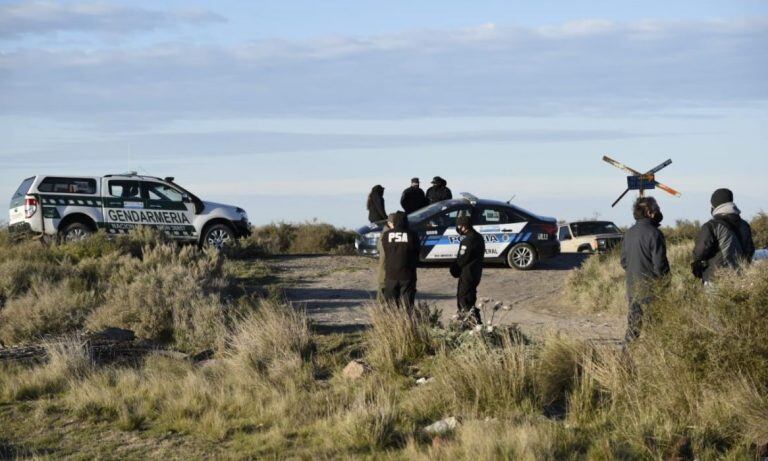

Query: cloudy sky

[1,0,766,227]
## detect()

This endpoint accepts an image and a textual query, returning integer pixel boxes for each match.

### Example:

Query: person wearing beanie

[426,176,453,204]
[400,178,429,214]
[692,188,755,283]
[449,215,485,325]
[621,197,670,343]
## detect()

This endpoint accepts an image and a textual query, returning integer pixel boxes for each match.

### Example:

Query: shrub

[248,221,355,255]
[662,219,701,244]
[365,303,434,374]
[751,212,768,249]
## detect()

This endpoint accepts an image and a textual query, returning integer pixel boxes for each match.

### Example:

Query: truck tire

[202,223,235,249]
[60,221,94,243]
[507,243,538,270]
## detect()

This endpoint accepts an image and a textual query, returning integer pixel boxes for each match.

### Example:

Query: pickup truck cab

[8,173,250,247]
[558,221,623,254]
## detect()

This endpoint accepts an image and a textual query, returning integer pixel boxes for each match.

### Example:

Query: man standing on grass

[691,188,755,285]
[621,197,670,343]
[381,212,419,309]
[400,178,429,214]
[450,216,485,325]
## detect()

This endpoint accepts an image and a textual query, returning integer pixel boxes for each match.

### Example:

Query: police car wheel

[203,224,234,249]
[61,222,93,243]
[507,243,537,270]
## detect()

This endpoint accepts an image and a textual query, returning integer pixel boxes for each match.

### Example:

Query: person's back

[620,197,670,343]
[381,212,419,307]
[693,189,755,282]
[367,185,387,223]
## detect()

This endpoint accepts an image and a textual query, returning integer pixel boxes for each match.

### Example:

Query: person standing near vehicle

[426,176,452,204]
[400,178,429,214]
[450,216,485,325]
[691,188,755,284]
[620,197,670,343]
[381,212,419,309]
[367,185,387,223]
[377,219,393,300]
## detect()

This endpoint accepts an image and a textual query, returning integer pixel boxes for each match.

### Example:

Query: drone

[603,155,682,207]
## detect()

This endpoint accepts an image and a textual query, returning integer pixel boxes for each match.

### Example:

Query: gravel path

[263,254,625,341]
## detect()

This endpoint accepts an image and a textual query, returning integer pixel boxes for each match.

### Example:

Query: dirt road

[264,254,625,342]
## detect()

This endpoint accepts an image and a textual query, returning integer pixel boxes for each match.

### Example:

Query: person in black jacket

[426,176,453,204]
[381,212,419,309]
[692,188,755,284]
[450,216,485,324]
[367,185,387,223]
[620,197,670,343]
[400,178,429,214]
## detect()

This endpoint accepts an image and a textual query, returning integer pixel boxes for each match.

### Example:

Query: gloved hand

[450,264,460,278]
[691,260,706,280]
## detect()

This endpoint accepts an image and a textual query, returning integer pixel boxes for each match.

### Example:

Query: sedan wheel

[507,243,537,270]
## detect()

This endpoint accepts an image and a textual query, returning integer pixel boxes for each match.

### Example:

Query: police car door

[473,206,528,259]
[421,205,471,261]
[103,179,145,234]
[142,181,196,239]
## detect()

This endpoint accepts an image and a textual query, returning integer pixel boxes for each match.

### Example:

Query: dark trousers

[625,296,650,343]
[383,279,417,309]
[457,279,481,323]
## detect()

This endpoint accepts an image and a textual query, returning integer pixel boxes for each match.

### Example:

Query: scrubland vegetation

[0,220,766,459]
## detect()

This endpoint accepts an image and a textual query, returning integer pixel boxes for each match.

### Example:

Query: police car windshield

[408,202,449,222]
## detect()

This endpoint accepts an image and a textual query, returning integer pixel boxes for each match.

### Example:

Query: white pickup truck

[8,173,250,247]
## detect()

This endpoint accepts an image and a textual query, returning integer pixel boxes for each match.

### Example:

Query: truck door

[103,179,144,234]
[141,181,196,239]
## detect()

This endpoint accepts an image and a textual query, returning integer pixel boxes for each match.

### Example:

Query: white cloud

[0,18,765,120]
[0,1,225,38]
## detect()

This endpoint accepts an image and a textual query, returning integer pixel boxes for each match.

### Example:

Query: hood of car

[356,221,384,235]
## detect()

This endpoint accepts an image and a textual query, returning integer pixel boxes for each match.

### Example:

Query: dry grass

[365,303,435,374]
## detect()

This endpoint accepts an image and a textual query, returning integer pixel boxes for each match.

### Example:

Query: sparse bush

[366,303,434,374]
[247,221,355,255]
[751,212,768,249]
[662,219,701,244]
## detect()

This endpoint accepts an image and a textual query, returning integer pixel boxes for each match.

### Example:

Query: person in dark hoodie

[381,211,419,309]
[621,197,670,343]
[400,178,429,214]
[692,188,755,284]
[450,216,485,325]
[426,176,453,204]
[367,185,387,223]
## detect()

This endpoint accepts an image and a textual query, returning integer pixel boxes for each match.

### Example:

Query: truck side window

[144,183,184,202]
[559,226,572,240]
[109,181,141,199]
[38,177,97,195]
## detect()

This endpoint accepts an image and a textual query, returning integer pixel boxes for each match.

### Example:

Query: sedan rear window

[38,177,97,195]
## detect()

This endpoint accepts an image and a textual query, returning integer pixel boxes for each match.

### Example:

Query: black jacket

[367,187,387,223]
[693,208,755,282]
[382,213,419,281]
[451,229,485,286]
[426,183,452,204]
[401,186,429,214]
[621,218,670,297]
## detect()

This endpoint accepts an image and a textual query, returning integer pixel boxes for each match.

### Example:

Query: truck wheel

[507,243,538,270]
[202,223,234,249]
[60,222,93,243]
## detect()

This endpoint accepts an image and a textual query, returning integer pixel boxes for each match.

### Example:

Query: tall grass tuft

[365,303,434,375]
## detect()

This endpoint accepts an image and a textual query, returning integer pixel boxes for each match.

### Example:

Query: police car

[355,193,560,270]
[8,173,250,247]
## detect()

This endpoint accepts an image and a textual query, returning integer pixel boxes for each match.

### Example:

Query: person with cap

[450,215,485,325]
[367,185,387,223]
[620,196,670,343]
[426,176,453,204]
[692,188,755,284]
[400,178,429,214]
[381,211,419,309]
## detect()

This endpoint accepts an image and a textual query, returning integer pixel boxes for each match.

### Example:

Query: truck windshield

[571,222,621,237]
[10,177,35,208]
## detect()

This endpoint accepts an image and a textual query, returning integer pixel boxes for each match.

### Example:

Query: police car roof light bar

[602,155,681,207]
